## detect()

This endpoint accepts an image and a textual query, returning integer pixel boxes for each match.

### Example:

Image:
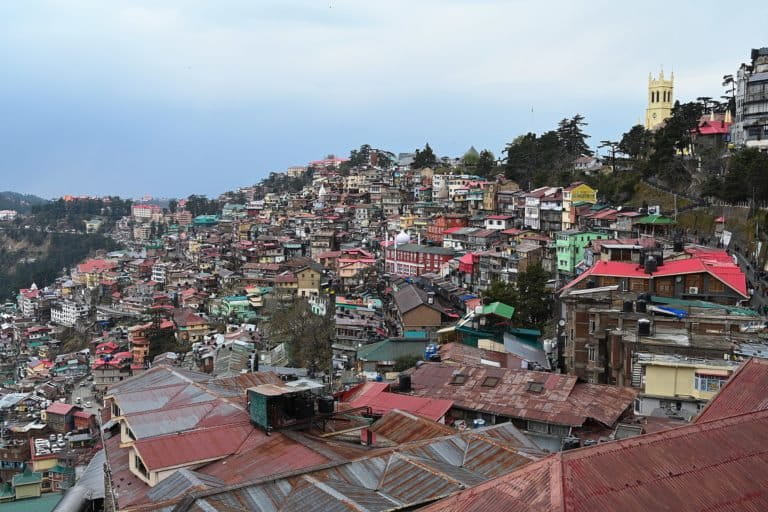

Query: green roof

[482,302,515,320]
[635,214,676,225]
[0,493,63,512]
[650,296,759,316]
[508,327,542,337]
[357,338,430,362]
[12,467,42,487]
[0,483,13,498]
[48,465,74,475]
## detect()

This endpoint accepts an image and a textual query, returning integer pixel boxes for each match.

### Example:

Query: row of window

[694,374,728,393]
[650,90,672,103]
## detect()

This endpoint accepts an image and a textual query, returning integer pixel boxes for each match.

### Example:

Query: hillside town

[0,46,767,512]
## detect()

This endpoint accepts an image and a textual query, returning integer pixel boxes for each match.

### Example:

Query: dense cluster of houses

[0,147,767,511]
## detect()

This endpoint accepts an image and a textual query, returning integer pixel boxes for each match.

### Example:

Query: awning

[695,369,731,377]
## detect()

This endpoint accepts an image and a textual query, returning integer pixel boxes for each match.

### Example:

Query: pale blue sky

[0,1,765,198]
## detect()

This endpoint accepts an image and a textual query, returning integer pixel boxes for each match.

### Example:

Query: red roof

[134,422,254,471]
[422,409,768,512]
[77,259,117,274]
[46,402,76,416]
[561,252,748,297]
[694,120,731,135]
[344,382,453,421]
[695,358,768,424]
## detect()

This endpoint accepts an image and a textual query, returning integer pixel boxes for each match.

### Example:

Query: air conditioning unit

[688,287,699,295]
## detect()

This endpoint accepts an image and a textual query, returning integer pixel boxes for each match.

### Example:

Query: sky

[0,0,766,199]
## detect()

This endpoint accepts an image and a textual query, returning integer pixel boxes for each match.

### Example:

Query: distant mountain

[0,191,49,213]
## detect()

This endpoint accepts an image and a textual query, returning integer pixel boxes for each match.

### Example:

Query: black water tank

[399,373,412,393]
[673,239,684,252]
[644,256,657,275]
[318,396,334,414]
[638,319,651,336]
[622,301,634,313]
[586,278,597,289]
[636,299,647,313]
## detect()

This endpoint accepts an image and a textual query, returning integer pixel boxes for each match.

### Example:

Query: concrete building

[732,47,768,150]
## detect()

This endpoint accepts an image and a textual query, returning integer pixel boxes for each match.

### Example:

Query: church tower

[645,69,674,130]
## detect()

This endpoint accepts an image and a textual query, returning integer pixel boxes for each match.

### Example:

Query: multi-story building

[151,262,168,284]
[634,354,740,420]
[384,243,454,277]
[50,299,89,328]
[426,214,468,244]
[561,182,597,230]
[731,47,768,150]
[555,231,610,275]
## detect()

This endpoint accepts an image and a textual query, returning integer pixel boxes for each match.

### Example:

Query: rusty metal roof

[174,421,543,512]
[408,363,636,427]
[134,422,255,471]
[695,358,768,424]
[369,409,454,443]
[421,408,768,512]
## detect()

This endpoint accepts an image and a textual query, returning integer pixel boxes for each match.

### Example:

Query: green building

[555,231,610,275]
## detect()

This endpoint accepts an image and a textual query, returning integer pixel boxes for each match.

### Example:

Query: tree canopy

[412,143,438,169]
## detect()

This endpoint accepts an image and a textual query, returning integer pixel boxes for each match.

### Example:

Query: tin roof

[695,358,768,424]
[408,363,636,427]
[174,422,542,512]
[421,408,768,512]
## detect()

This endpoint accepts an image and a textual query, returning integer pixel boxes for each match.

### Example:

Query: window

[527,420,548,433]
[587,345,597,362]
[482,376,500,388]
[588,319,595,334]
[135,455,149,479]
[451,374,467,385]
[694,374,728,393]
[527,381,544,393]
[549,424,570,437]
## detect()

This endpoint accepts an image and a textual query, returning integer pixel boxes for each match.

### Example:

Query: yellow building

[645,70,674,130]
[561,182,597,230]
[636,356,738,419]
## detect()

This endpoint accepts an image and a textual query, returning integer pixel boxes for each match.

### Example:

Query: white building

[51,300,89,328]
[151,263,168,284]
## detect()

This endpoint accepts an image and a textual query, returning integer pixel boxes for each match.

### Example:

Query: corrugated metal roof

[147,469,224,503]
[177,421,543,512]
[134,422,254,471]
[408,363,636,427]
[695,358,768,424]
[422,409,768,512]
[369,409,454,443]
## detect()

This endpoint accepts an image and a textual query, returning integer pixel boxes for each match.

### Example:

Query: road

[731,250,768,313]
[70,379,101,418]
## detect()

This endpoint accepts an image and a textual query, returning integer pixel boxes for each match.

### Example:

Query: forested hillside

[0,229,122,301]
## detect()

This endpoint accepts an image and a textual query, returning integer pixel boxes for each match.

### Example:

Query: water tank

[472,418,486,429]
[622,300,634,313]
[636,299,647,313]
[586,278,597,289]
[673,239,684,252]
[644,256,657,275]
[399,374,412,393]
[638,318,651,336]
[318,396,334,414]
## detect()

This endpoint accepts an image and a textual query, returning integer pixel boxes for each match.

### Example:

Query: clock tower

[644,69,674,130]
